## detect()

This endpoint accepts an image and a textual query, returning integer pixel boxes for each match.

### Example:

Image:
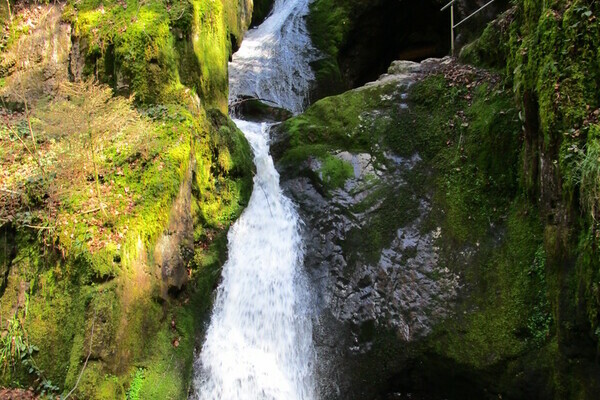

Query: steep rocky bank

[274,0,600,398]
[274,58,552,399]
[0,0,261,397]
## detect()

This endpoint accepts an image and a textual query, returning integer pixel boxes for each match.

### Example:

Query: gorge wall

[279,0,599,398]
[0,0,261,397]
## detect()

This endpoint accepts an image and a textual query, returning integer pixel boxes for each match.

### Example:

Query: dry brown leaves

[0,388,38,400]
[422,57,502,88]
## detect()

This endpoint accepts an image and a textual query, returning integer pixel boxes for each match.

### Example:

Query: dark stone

[0,224,17,298]
[278,62,473,399]
[231,97,293,122]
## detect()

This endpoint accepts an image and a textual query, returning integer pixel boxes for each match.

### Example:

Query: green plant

[126,368,145,400]
[0,294,59,396]
[526,246,552,346]
[578,133,600,221]
[320,155,353,189]
[0,314,28,372]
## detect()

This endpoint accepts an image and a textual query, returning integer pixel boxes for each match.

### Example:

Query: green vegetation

[0,0,255,397]
[126,369,144,400]
[281,82,401,161]
[63,0,251,108]
[305,0,355,93]
[320,155,353,189]
[279,66,555,395]
[462,1,600,395]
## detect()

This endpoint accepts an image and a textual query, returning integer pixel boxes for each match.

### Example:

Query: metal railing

[441,0,496,56]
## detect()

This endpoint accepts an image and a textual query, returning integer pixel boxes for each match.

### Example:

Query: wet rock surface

[277,59,467,399]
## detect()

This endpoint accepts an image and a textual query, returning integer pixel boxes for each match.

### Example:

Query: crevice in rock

[0,224,17,298]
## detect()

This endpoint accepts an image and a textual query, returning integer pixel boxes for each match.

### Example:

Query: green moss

[68,0,175,103]
[1,76,252,400]
[344,183,419,267]
[195,110,254,228]
[66,0,249,107]
[282,72,523,264]
[134,307,194,399]
[395,76,550,374]
[503,0,600,367]
[280,68,554,393]
[435,0,600,394]
[2,106,252,396]
[306,0,355,94]
[320,155,353,189]
[280,81,402,162]
[459,11,511,70]
[431,201,546,368]
[1,0,255,397]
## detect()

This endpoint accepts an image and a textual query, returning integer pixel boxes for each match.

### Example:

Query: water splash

[194,121,316,400]
[193,0,317,399]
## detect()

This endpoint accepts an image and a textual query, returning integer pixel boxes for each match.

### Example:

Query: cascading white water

[228,0,315,114]
[192,0,317,399]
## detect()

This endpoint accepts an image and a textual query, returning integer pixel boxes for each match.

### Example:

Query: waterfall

[228,0,315,114]
[192,0,317,399]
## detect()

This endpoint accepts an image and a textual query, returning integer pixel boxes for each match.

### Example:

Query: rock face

[277,59,464,398]
[275,56,569,398]
[0,5,71,104]
[0,1,255,396]
[155,155,196,296]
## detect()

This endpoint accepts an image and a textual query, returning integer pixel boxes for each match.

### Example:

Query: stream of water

[192,1,317,399]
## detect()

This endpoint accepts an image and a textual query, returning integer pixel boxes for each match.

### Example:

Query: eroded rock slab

[275,58,470,398]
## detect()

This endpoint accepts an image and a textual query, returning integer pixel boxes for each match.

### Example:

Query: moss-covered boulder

[274,58,562,399]
[64,0,256,109]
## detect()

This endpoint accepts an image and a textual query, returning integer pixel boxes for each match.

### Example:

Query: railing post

[451,4,455,56]
[442,0,497,57]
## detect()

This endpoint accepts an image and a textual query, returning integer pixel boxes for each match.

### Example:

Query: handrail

[453,0,496,29]
[441,0,496,55]
[440,0,458,12]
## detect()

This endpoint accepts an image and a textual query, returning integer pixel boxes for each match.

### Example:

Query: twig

[0,188,22,195]
[63,308,97,400]
[259,184,274,218]
[172,6,187,21]
[229,96,280,108]
[6,0,12,22]
[78,207,100,215]
[21,224,52,230]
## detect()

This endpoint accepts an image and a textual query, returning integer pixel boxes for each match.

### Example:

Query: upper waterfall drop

[192,0,317,399]
[228,0,316,114]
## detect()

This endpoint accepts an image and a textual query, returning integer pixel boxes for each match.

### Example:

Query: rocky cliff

[0,0,262,397]
[279,0,600,398]
[275,58,551,399]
